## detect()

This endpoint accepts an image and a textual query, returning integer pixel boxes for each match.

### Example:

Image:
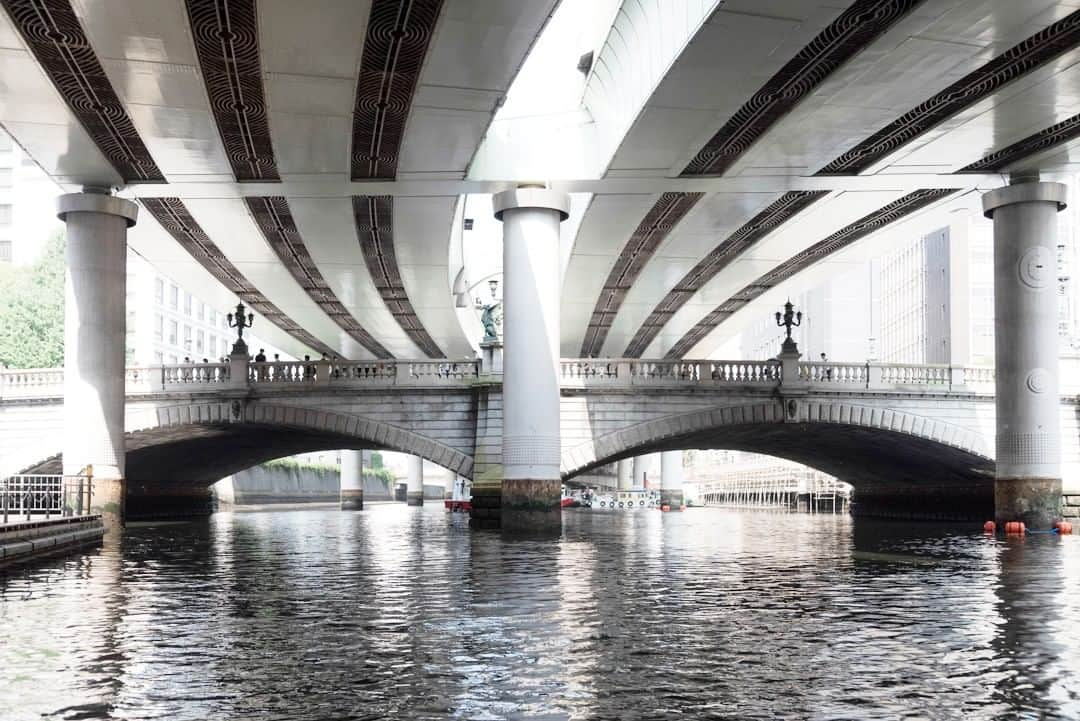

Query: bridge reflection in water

[0,506,1077,720]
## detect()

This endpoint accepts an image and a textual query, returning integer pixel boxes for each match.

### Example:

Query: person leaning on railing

[253,348,268,382]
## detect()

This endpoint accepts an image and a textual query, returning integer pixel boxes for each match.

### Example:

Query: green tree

[0,232,65,368]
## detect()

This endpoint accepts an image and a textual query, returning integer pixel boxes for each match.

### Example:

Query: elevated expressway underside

[1,0,1078,363]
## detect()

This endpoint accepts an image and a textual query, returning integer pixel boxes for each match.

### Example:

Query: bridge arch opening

[562,401,995,520]
[22,400,473,520]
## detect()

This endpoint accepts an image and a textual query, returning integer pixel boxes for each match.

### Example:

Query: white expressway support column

[617,459,633,491]
[59,190,138,530]
[660,451,685,509]
[492,187,570,531]
[982,173,1067,529]
[633,454,657,490]
[407,455,424,507]
[340,449,364,510]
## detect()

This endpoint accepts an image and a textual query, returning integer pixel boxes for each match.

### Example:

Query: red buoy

[1056,521,1073,535]
[983,521,996,534]
[660,504,671,512]
[1005,521,1026,535]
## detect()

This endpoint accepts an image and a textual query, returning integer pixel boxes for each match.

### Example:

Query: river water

[2,506,1079,720]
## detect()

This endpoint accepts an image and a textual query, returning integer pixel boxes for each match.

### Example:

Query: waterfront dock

[0,515,104,567]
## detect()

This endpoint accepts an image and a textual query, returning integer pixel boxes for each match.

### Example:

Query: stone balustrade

[0,368,64,398]
[0,358,1004,400]
[559,359,992,392]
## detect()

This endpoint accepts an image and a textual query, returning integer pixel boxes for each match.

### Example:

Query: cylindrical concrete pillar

[407,455,424,506]
[492,187,570,531]
[660,451,685,509]
[633,454,659,489]
[982,175,1068,529]
[340,449,364,510]
[617,459,633,491]
[59,190,138,530]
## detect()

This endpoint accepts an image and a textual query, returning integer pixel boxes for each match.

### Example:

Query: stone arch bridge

[3,358,1078,520]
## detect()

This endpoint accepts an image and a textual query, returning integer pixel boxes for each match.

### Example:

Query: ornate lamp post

[775,299,802,354]
[227,302,254,355]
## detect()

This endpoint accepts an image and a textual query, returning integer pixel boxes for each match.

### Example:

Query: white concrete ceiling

[0,0,1077,361]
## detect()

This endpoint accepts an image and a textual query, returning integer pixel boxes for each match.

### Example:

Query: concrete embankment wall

[0,516,104,567]
[215,465,394,506]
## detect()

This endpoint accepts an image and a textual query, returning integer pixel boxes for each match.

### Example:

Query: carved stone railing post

[949,365,966,390]
[777,349,802,389]
[867,363,883,389]
[315,360,330,385]
[479,340,503,377]
[228,352,249,389]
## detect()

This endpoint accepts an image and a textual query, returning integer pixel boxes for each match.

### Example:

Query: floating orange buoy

[660,505,671,512]
[1056,521,1073,535]
[1005,521,1026,535]
[983,521,996,533]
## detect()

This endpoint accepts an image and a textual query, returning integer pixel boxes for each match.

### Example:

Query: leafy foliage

[262,455,397,485]
[0,232,65,368]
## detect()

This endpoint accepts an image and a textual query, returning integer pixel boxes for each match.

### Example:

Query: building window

[168,321,178,346]
[0,168,12,189]
[196,329,204,354]
[155,278,164,304]
[209,309,216,327]
[198,301,205,321]
[169,285,178,310]
[154,314,163,341]
[153,351,163,364]
[0,204,12,224]
[183,325,192,352]
[183,293,192,316]
[209,335,216,355]
[0,240,11,263]
[168,354,178,364]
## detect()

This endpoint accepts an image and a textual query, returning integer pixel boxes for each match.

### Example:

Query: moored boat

[445,476,472,512]
[591,489,660,510]
[561,486,594,508]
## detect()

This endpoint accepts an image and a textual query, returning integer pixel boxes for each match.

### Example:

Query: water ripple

[2,507,1079,720]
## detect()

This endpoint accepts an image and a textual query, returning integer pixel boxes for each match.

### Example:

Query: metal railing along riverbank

[0,357,1006,399]
[1,475,93,524]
